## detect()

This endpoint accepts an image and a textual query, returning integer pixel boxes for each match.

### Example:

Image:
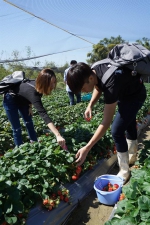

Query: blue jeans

[68,92,81,105]
[111,99,145,153]
[3,93,37,147]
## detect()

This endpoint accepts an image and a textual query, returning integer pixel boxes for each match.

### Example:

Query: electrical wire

[0,46,91,63]
[4,0,94,45]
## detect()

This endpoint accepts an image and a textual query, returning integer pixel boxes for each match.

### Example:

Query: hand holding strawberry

[84,106,92,122]
[85,116,92,122]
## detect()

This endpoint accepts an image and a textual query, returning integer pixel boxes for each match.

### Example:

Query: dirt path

[65,126,150,225]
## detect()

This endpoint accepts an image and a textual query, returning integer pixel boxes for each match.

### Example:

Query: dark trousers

[3,93,37,147]
[68,91,81,105]
[111,99,145,153]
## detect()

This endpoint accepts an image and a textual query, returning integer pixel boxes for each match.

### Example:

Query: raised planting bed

[26,155,117,225]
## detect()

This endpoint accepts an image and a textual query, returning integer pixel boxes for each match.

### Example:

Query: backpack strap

[26,82,35,89]
[101,65,118,84]
[91,58,118,84]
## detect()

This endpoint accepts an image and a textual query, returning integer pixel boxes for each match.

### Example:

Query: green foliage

[136,37,150,50]
[0,78,149,224]
[0,65,10,80]
[56,72,65,89]
[0,39,149,224]
[1,36,150,79]
[86,36,150,64]
[0,140,75,224]
[87,35,126,64]
[0,85,150,152]
[105,141,150,225]
[56,81,65,89]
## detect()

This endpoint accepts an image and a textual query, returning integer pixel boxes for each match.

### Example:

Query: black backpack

[0,71,27,94]
[91,43,150,84]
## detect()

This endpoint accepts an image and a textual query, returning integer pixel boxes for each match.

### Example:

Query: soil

[65,125,150,225]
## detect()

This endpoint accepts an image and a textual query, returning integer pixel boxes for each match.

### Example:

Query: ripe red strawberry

[113,145,117,154]
[85,117,92,121]
[72,174,79,180]
[1,222,7,225]
[17,213,23,218]
[43,199,49,205]
[108,182,113,188]
[64,197,69,202]
[76,166,82,175]
[119,193,125,201]
[57,190,62,196]
[102,186,108,191]
[52,193,56,199]
[108,187,113,192]
[60,194,64,201]
[113,184,119,190]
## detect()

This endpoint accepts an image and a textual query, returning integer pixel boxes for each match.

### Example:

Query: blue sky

[1,0,150,66]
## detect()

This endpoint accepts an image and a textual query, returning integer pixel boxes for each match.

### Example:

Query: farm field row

[0,86,150,225]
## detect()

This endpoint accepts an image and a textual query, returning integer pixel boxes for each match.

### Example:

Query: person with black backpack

[66,62,146,184]
[3,68,66,148]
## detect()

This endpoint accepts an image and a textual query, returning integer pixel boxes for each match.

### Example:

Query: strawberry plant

[105,141,150,225]
[0,86,149,224]
[0,138,75,224]
[42,187,70,211]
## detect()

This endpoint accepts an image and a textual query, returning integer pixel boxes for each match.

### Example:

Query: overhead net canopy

[1,0,150,65]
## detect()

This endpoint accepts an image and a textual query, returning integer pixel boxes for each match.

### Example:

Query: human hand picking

[75,146,89,166]
[56,135,66,148]
[56,135,65,147]
[85,116,92,122]
[84,106,92,122]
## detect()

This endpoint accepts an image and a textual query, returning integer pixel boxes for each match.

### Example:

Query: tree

[86,36,150,64]
[43,61,68,88]
[86,35,126,64]
[136,37,150,50]
[56,72,65,89]
[0,64,10,80]
[3,47,41,79]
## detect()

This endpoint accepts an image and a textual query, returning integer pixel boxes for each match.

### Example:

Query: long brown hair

[35,68,57,95]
